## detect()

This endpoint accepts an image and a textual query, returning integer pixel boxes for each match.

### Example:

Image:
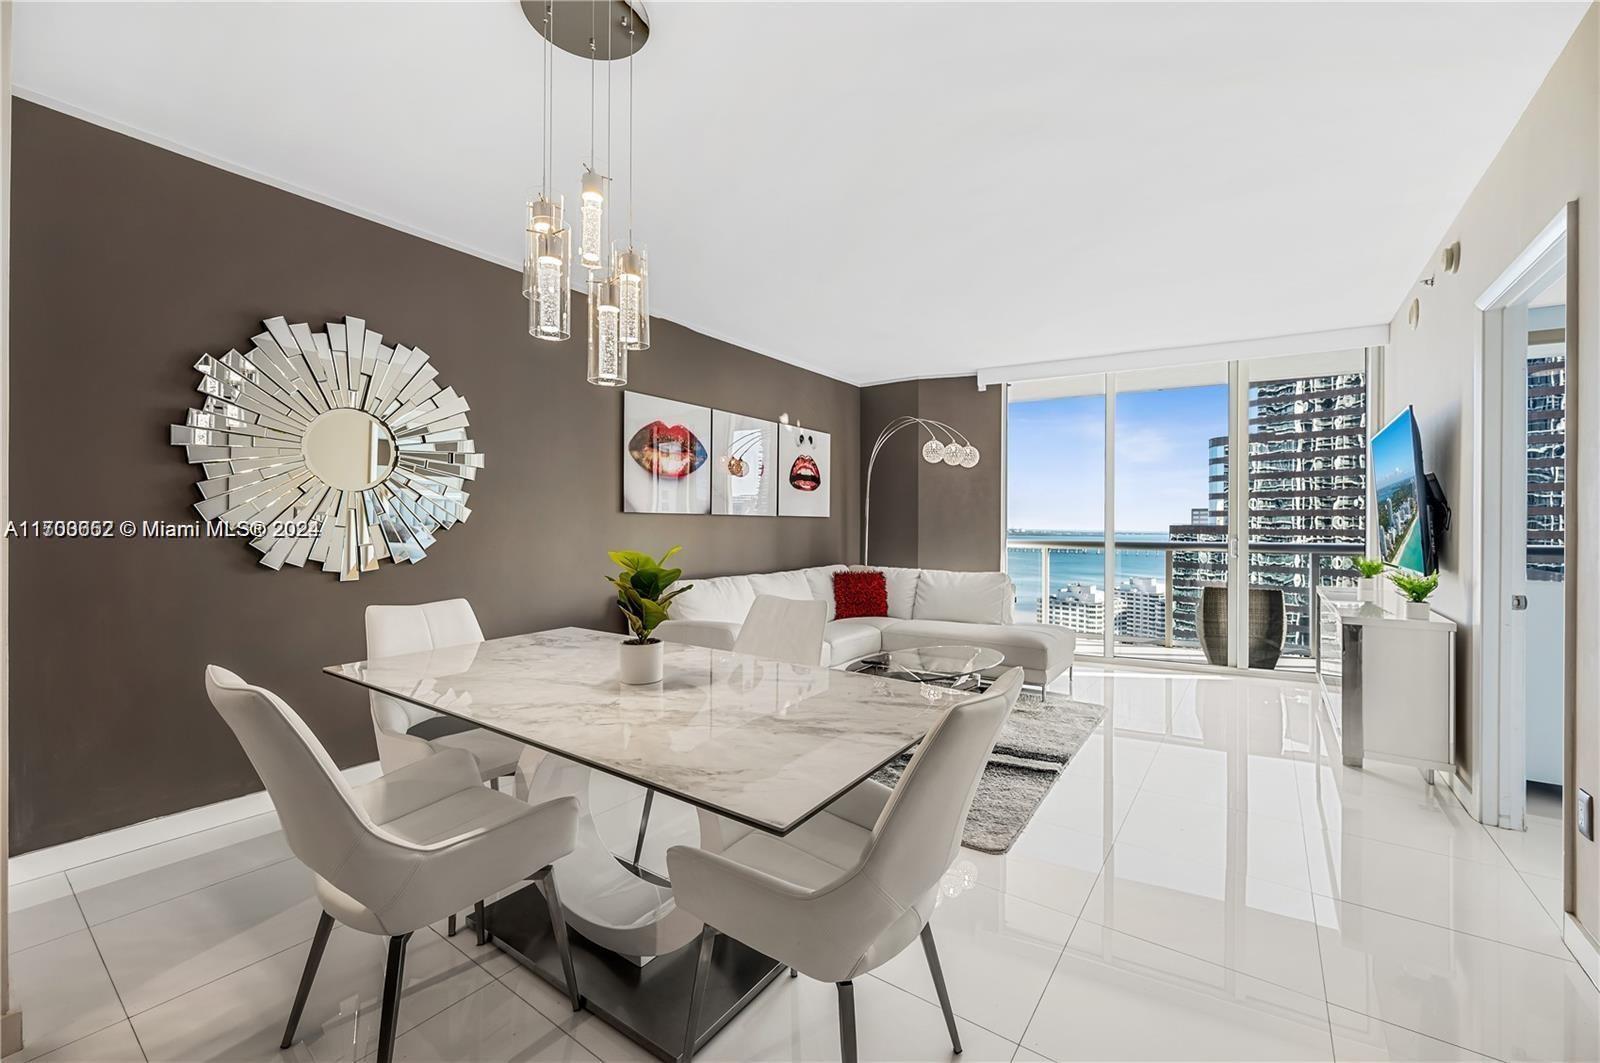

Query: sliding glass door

[1111,364,1231,665]
[1006,349,1372,675]
[1006,375,1108,658]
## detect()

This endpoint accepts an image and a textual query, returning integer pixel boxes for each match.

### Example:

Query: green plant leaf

[1388,571,1439,602]
[608,549,654,572]
[658,545,683,565]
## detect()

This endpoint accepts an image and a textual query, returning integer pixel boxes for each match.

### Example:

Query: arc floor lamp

[863,416,981,565]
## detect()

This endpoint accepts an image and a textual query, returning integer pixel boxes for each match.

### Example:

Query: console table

[1315,587,1455,777]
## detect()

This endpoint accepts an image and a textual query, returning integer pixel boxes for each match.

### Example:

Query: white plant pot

[1358,577,1379,603]
[1403,600,1431,621]
[619,639,664,685]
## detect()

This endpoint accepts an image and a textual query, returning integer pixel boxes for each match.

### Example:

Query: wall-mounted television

[1372,405,1446,575]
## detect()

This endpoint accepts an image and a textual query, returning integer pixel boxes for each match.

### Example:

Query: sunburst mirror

[170,315,483,581]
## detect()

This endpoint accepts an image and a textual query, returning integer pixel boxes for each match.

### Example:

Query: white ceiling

[12,2,1589,385]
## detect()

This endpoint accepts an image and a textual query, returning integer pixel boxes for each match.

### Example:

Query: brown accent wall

[860,377,1003,571]
[7,102,861,853]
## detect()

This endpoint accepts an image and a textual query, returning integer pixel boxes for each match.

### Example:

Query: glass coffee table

[846,644,1005,690]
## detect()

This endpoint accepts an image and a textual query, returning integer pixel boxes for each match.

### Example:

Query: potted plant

[1389,571,1439,620]
[606,546,690,684]
[1352,557,1387,602]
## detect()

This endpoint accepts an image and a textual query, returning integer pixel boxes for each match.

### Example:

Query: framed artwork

[711,411,779,516]
[622,392,712,514]
[777,424,830,517]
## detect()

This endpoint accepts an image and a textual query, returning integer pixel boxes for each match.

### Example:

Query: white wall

[1381,5,1597,941]
[1526,579,1566,785]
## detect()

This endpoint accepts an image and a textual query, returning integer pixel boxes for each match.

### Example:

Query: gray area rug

[873,689,1108,854]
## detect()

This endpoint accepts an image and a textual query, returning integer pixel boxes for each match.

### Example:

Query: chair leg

[279,911,335,1050]
[536,867,582,1011]
[632,789,655,871]
[836,980,858,1063]
[446,913,457,937]
[474,899,488,946]
[375,931,413,1063]
[921,923,962,1054]
[680,924,716,1063]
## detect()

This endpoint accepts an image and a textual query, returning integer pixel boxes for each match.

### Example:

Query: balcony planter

[1403,601,1431,621]
[1199,585,1286,670]
[619,639,664,685]
[1358,576,1379,603]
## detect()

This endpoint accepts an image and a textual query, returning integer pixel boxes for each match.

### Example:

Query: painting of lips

[778,424,831,517]
[622,393,713,514]
[789,454,821,491]
[629,420,708,479]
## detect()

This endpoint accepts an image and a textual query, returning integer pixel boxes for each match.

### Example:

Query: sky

[1007,385,1227,533]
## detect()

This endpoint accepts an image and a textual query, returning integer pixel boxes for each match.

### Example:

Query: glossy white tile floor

[9,667,1598,1062]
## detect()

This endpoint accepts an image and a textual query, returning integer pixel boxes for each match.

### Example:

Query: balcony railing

[1005,535,1366,669]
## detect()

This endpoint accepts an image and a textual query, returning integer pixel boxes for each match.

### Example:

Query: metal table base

[470,885,785,1062]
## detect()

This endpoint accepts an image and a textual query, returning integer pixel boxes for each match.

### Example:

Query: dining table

[326,625,971,1061]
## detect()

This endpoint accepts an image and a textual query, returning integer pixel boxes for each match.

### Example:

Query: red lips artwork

[789,453,821,491]
[629,420,708,479]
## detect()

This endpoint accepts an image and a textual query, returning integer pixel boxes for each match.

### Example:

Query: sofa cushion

[833,571,888,619]
[748,569,815,603]
[672,574,756,623]
[823,620,886,665]
[851,566,919,618]
[912,569,1013,624]
[802,565,848,620]
[880,620,1075,681]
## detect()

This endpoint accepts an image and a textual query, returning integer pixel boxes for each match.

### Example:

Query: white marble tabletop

[326,626,971,835]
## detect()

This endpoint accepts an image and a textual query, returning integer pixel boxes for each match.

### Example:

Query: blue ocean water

[1006,531,1170,618]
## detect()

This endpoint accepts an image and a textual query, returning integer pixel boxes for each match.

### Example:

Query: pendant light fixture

[587,273,626,386]
[520,1,651,384]
[613,16,650,350]
[578,5,607,273]
[524,0,571,341]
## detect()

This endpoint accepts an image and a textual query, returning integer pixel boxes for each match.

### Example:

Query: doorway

[1476,204,1574,887]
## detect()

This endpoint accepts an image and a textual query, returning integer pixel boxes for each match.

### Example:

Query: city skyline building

[1165,370,1367,655]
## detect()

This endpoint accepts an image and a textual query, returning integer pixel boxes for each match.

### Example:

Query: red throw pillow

[833,570,888,620]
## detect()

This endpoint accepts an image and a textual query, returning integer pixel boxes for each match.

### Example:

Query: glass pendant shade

[579,170,606,272]
[922,438,946,464]
[613,244,650,349]
[587,274,627,387]
[524,196,571,341]
[960,445,981,468]
[942,442,963,466]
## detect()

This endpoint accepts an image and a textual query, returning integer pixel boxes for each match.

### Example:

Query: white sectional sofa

[655,564,1077,686]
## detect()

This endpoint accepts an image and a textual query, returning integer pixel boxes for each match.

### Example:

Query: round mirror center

[302,408,396,491]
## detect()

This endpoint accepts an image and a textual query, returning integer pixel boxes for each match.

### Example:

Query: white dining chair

[629,594,829,871]
[666,667,1024,1063]
[204,666,583,1063]
[365,599,523,785]
[733,594,828,665]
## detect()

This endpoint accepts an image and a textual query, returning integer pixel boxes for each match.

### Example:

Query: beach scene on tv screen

[1374,412,1425,572]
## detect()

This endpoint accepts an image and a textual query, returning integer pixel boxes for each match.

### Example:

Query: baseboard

[1567,913,1600,992]
[1445,768,1477,819]
[8,761,382,884]
[1,1009,23,1057]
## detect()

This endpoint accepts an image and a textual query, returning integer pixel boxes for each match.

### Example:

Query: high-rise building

[1038,577,1167,644]
[1165,371,1367,656]
[1038,581,1105,632]
[1112,576,1167,643]
[1527,306,1565,580]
